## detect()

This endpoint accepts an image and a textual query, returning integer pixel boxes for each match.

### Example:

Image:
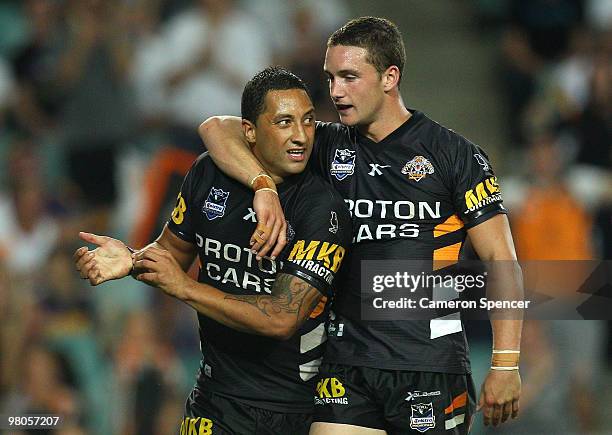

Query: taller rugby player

[200,17,523,435]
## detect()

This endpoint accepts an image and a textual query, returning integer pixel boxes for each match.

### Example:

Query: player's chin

[281,160,308,175]
[338,113,359,126]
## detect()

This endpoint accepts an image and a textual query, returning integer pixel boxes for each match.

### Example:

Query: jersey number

[172,193,187,225]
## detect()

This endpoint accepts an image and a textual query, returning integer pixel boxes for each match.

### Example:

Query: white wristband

[255,187,278,195]
[490,366,519,371]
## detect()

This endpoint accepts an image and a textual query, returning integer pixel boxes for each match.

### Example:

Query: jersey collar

[355,109,423,151]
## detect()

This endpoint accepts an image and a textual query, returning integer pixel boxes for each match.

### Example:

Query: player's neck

[261,167,284,185]
[252,149,285,184]
[358,98,411,143]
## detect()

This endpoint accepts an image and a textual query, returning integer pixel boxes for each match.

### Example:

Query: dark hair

[328,17,406,85]
[241,66,311,123]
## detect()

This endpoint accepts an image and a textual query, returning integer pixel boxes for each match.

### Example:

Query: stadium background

[0,0,610,434]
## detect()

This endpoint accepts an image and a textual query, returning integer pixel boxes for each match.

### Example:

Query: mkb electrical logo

[179,416,213,435]
[464,176,501,212]
[314,377,348,405]
[287,240,346,285]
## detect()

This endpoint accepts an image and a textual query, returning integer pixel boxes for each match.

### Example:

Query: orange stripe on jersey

[434,214,464,238]
[445,391,468,414]
[309,296,328,318]
[433,242,462,270]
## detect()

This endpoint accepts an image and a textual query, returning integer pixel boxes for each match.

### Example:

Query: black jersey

[167,153,352,412]
[312,110,506,374]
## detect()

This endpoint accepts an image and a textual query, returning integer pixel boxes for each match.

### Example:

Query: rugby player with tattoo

[74,67,351,434]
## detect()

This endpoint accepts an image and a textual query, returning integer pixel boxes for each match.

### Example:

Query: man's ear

[242,119,256,145]
[382,65,401,92]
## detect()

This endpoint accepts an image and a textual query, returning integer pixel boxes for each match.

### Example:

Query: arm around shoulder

[198,116,263,187]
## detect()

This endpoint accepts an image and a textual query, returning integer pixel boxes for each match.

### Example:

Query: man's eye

[278,119,291,126]
[304,116,314,124]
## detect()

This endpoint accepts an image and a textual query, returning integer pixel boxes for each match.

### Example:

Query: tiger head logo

[401,156,434,182]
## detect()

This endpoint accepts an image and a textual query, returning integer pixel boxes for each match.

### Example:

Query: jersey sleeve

[281,190,352,298]
[450,135,507,229]
[166,156,204,243]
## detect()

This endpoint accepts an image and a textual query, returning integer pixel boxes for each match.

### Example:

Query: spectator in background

[500,0,584,144]
[284,6,338,121]
[55,0,136,234]
[241,0,349,121]
[10,0,63,137]
[37,247,95,340]
[0,55,14,127]
[0,139,59,286]
[1,343,85,435]
[127,0,173,130]
[573,36,611,169]
[159,0,271,130]
[0,139,64,424]
[110,311,185,435]
[0,261,32,397]
[503,134,605,434]
[0,55,14,179]
[34,246,111,435]
[513,134,594,261]
[240,0,348,61]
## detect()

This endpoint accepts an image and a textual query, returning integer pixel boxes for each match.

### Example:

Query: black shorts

[312,363,476,434]
[180,387,312,435]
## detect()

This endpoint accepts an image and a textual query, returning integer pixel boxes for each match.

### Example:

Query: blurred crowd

[473,1,612,434]
[0,0,349,434]
[0,0,609,434]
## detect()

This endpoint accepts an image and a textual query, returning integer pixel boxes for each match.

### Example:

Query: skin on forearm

[180,273,322,339]
[468,214,524,350]
[488,260,523,350]
[198,116,266,187]
[487,256,523,351]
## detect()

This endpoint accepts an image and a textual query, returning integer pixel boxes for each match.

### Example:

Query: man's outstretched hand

[250,190,287,260]
[74,232,133,285]
[477,370,521,427]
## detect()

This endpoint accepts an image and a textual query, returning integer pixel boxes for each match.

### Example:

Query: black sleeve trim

[463,203,507,229]
[167,221,196,244]
[280,264,331,298]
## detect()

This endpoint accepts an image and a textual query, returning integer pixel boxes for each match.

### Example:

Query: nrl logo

[401,155,434,182]
[330,149,356,181]
[203,187,229,220]
[410,402,436,432]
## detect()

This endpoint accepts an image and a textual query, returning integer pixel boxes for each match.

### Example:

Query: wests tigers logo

[402,156,434,182]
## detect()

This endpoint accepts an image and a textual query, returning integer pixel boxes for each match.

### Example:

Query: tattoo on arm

[224,274,321,322]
